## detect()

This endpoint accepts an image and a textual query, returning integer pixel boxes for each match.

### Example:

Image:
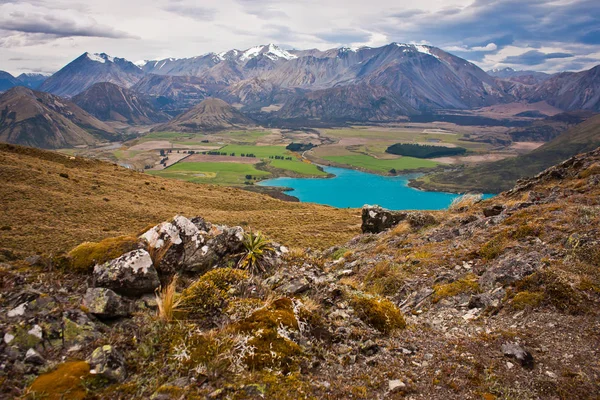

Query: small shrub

[514,271,585,314]
[364,261,405,296]
[331,247,347,260]
[432,274,480,303]
[177,268,249,319]
[238,231,274,275]
[67,235,139,273]
[350,294,406,333]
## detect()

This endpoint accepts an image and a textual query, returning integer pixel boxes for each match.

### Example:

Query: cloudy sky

[1,0,599,75]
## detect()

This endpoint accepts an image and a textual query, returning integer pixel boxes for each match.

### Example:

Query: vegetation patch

[386,143,467,158]
[432,274,480,303]
[364,261,405,296]
[28,361,90,400]
[513,271,586,314]
[510,291,544,310]
[67,235,139,272]
[350,294,406,333]
[479,233,508,260]
[323,154,438,173]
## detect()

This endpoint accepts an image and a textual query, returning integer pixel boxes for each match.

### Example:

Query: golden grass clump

[67,235,139,272]
[156,275,181,322]
[432,273,480,303]
[449,193,483,212]
[364,261,405,296]
[479,233,508,260]
[510,291,544,310]
[350,294,406,333]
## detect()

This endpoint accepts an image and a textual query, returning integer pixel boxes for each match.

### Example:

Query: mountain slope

[415,113,600,192]
[526,65,600,111]
[16,73,50,89]
[72,82,170,124]
[157,97,254,132]
[39,53,144,97]
[0,71,21,92]
[0,86,117,149]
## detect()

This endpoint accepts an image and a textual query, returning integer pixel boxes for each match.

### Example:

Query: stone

[62,310,100,347]
[360,340,379,356]
[24,348,45,365]
[501,342,534,369]
[278,277,310,295]
[480,252,542,288]
[407,212,437,229]
[483,205,505,217]
[88,345,127,382]
[389,379,406,392]
[83,288,131,318]
[93,249,160,296]
[24,255,45,267]
[361,205,408,233]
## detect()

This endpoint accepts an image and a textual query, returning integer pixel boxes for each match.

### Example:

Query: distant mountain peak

[239,44,297,61]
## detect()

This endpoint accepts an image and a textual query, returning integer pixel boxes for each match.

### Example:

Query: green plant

[238,230,274,275]
[67,236,139,273]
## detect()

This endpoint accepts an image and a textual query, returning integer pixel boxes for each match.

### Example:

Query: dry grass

[0,144,359,257]
[156,275,181,322]
[449,193,483,212]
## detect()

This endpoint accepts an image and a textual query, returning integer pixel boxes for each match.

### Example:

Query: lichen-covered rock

[93,249,160,296]
[83,288,131,318]
[62,310,100,348]
[407,212,437,229]
[361,205,408,233]
[501,342,534,369]
[483,204,505,217]
[88,345,127,382]
[479,252,542,288]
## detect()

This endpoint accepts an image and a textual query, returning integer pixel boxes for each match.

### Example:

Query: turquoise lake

[259,166,492,210]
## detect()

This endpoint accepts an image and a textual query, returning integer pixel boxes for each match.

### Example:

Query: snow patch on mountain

[86,53,106,63]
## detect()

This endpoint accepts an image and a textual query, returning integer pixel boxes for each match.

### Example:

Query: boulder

[501,342,534,369]
[93,249,160,296]
[479,252,542,288]
[88,345,127,382]
[361,206,408,233]
[83,288,131,318]
[407,212,437,229]
[483,205,505,217]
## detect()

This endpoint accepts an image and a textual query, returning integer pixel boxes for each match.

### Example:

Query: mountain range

[1,43,599,126]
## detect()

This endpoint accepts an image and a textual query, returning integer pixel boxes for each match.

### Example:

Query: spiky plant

[156,275,181,322]
[237,230,274,275]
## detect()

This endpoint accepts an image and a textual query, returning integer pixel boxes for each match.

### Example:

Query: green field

[323,154,438,172]
[270,159,328,176]
[148,162,270,185]
[219,144,290,158]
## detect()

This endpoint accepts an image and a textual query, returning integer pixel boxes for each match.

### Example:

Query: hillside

[73,82,170,124]
[414,114,600,192]
[39,52,144,97]
[507,110,596,142]
[157,97,254,132]
[0,87,118,149]
[1,144,599,399]
[0,71,21,92]
[0,143,358,257]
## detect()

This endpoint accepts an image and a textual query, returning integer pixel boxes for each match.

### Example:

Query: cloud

[235,0,289,19]
[0,2,137,40]
[314,29,372,45]
[163,1,217,21]
[447,43,498,52]
[502,50,574,65]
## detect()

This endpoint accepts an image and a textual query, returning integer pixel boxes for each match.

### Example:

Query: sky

[1,0,599,75]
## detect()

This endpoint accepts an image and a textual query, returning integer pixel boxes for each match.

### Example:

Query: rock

[479,252,542,288]
[24,255,45,267]
[62,310,100,347]
[24,348,45,365]
[278,277,310,295]
[83,288,131,318]
[361,205,408,233]
[501,342,534,369]
[407,212,437,229]
[468,288,505,309]
[93,249,160,296]
[88,345,127,382]
[483,205,505,217]
[389,379,406,392]
[360,340,379,356]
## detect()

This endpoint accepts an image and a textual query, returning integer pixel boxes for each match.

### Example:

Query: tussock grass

[156,275,181,322]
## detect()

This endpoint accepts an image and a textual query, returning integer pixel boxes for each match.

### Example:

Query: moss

[510,223,541,239]
[224,298,265,321]
[511,291,544,310]
[236,298,298,333]
[432,274,480,303]
[28,361,90,400]
[514,271,586,314]
[364,261,405,296]
[350,294,406,334]
[177,268,249,319]
[479,233,507,260]
[67,235,139,273]
[331,247,348,260]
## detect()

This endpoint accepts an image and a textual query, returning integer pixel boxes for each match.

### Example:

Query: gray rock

[83,288,131,318]
[407,212,437,229]
[479,252,542,288]
[483,205,505,217]
[93,249,160,296]
[278,277,310,295]
[389,379,406,392]
[361,205,408,233]
[88,345,127,382]
[24,348,45,365]
[501,342,534,369]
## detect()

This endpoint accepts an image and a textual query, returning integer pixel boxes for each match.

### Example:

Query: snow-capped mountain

[39,52,144,97]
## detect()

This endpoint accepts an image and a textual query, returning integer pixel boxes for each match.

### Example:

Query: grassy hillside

[416,114,600,193]
[0,144,359,257]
